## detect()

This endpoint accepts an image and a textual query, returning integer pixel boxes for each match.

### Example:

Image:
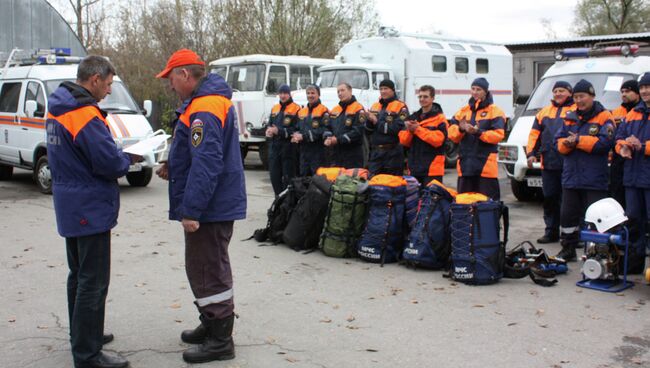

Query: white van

[498,44,650,201]
[293,27,514,164]
[0,49,160,193]
[208,54,333,167]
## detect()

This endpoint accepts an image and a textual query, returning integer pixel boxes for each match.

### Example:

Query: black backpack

[253,177,312,243]
[283,175,332,251]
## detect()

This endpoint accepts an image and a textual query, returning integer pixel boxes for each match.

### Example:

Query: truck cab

[0,49,160,193]
[498,44,650,201]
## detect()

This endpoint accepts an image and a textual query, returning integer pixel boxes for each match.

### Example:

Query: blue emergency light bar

[555,45,640,61]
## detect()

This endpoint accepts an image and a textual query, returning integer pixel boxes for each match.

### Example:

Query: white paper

[123,134,170,156]
[604,76,624,92]
[238,68,247,82]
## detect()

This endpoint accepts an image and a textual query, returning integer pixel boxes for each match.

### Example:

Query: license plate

[527,177,543,187]
[128,163,142,172]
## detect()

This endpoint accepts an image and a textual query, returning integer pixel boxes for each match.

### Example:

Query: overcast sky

[375,0,579,43]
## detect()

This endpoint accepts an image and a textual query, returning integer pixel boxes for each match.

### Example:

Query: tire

[444,139,459,168]
[126,167,153,187]
[259,143,269,170]
[0,164,13,180]
[510,178,537,202]
[33,156,52,194]
[240,143,249,161]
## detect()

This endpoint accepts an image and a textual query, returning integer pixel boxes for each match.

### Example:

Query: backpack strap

[379,200,394,267]
[501,203,509,247]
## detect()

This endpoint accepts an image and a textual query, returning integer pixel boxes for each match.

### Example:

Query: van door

[264,64,288,117]
[289,65,312,91]
[0,81,24,164]
[17,81,47,166]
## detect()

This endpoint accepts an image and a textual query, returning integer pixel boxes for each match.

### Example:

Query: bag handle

[501,203,509,247]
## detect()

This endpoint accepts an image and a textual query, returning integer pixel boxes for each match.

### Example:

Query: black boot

[537,233,559,244]
[87,351,129,368]
[556,246,577,262]
[181,315,207,344]
[182,314,235,363]
[102,333,114,345]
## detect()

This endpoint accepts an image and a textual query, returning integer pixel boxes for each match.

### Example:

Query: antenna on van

[378,26,400,38]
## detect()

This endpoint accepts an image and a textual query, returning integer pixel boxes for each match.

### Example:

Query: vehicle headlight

[246,122,253,133]
[498,145,518,162]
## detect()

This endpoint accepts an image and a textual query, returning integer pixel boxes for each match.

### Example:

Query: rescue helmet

[584,198,627,233]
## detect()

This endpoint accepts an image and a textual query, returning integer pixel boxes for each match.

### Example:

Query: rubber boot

[182,314,235,363]
[181,315,207,344]
[555,245,577,262]
[537,232,559,244]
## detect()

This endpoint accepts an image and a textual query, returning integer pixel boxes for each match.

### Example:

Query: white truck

[294,27,514,165]
[498,44,650,201]
[208,54,333,168]
[0,49,161,193]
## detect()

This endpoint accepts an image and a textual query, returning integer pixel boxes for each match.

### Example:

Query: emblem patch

[283,117,292,126]
[359,114,367,123]
[399,108,408,120]
[191,123,203,147]
[481,111,488,117]
[588,124,599,136]
[322,114,330,125]
[312,121,319,128]
[345,118,353,127]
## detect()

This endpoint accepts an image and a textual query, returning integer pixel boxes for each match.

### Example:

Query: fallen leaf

[265,336,276,344]
[174,319,183,323]
[434,287,445,291]
[637,299,646,306]
[536,309,545,317]
[410,299,419,304]
[37,325,48,329]
[8,317,16,323]
[507,322,517,327]
[527,350,537,356]
[332,304,340,310]
[170,303,181,309]
[472,304,485,308]
[616,293,625,297]
[285,357,299,363]
[346,315,356,322]
[538,324,548,328]
[366,349,378,352]
[320,318,332,323]
[346,325,360,330]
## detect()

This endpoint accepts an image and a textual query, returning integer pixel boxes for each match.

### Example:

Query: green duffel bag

[319,175,369,257]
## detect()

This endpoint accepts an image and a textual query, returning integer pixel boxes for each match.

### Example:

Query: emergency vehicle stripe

[47,106,107,140]
[111,113,130,137]
[0,116,46,129]
[195,288,233,307]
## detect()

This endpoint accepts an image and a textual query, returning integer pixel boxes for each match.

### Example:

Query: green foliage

[573,0,650,36]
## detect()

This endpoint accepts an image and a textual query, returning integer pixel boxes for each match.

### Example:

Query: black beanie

[621,79,640,94]
[573,79,595,96]
[379,79,396,91]
[639,72,650,88]
[471,77,489,92]
[552,81,572,92]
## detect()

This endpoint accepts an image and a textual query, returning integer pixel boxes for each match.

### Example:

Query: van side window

[476,58,489,74]
[25,82,46,118]
[455,57,469,74]
[0,82,22,113]
[372,72,390,88]
[267,65,287,94]
[449,43,465,51]
[471,45,486,52]
[432,56,447,72]
[426,42,443,50]
[290,65,312,90]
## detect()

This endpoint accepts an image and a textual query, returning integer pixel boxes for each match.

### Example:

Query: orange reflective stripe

[448,124,464,144]
[48,106,106,140]
[526,129,541,155]
[480,152,499,178]
[455,192,489,204]
[398,130,413,147]
[346,101,364,115]
[645,141,650,156]
[576,135,599,153]
[479,128,504,145]
[316,167,344,182]
[414,125,445,147]
[428,155,445,177]
[271,104,281,114]
[180,95,232,128]
[557,138,574,154]
[368,174,406,187]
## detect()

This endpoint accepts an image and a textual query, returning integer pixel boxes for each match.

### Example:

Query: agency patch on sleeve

[191,119,204,147]
[607,124,615,139]
[588,124,599,136]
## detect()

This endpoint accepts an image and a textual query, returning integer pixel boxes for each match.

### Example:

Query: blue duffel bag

[357,175,406,265]
[402,180,456,269]
[450,193,509,285]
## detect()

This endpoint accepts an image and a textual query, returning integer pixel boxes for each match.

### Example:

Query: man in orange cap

[155,49,246,363]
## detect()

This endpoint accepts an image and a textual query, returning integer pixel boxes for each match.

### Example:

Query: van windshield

[226,64,265,92]
[319,69,369,89]
[525,73,638,114]
[46,80,141,114]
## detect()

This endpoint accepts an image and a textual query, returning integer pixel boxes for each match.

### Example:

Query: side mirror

[25,100,37,118]
[143,100,153,118]
[266,81,278,95]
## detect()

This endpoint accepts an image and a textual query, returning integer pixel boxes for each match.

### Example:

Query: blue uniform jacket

[555,101,615,191]
[167,73,247,222]
[615,101,650,189]
[46,81,131,237]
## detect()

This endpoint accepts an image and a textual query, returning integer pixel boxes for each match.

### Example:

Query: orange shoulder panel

[271,103,282,114]
[330,105,343,116]
[369,102,382,113]
[386,100,406,114]
[48,105,106,140]
[592,110,613,126]
[298,106,309,119]
[286,102,301,115]
[313,104,329,117]
[181,95,232,128]
[346,101,364,115]
[626,109,643,122]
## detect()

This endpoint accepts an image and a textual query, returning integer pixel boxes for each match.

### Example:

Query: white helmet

[584,198,628,233]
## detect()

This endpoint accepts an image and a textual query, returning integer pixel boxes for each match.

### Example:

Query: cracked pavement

[1,157,650,368]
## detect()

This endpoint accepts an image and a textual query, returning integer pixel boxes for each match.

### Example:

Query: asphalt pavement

[1,155,649,368]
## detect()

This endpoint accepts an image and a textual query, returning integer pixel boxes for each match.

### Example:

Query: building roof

[506,32,650,51]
